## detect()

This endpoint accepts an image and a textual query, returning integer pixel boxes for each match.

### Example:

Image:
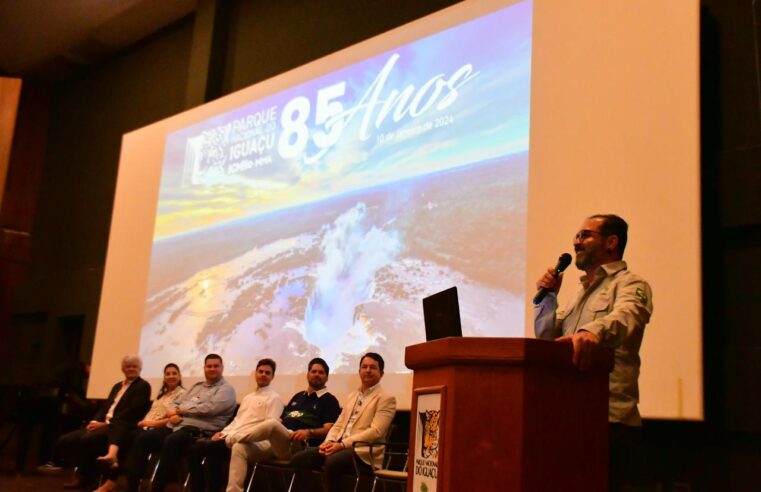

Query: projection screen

[92,0,702,420]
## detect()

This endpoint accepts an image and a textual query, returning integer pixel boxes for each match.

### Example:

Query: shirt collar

[311,387,330,398]
[601,260,627,276]
[580,260,627,287]
[255,385,275,394]
[201,377,225,388]
[358,382,380,397]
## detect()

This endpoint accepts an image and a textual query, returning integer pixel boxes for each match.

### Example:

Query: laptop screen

[422,286,463,341]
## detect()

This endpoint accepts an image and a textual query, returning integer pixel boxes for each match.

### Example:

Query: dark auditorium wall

[0,0,759,486]
[637,1,761,489]
[700,0,761,435]
[221,0,460,94]
[1,17,196,385]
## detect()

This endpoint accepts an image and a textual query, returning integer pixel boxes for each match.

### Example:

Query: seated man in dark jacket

[55,354,151,489]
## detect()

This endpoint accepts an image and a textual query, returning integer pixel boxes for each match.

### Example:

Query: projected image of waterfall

[137,0,533,377]
[139,153,527,377]
[304,203,401,349]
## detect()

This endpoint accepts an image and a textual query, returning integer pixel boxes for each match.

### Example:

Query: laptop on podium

[422,286,463,341]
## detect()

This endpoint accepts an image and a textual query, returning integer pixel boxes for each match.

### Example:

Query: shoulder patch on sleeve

[635,287,648,305]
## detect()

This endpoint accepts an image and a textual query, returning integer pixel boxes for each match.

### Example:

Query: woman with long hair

[93,363,185,492]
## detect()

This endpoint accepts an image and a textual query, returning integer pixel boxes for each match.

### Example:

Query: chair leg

[183,456,205,491]
[149,458,160,485]
[244,462,258,492]
[286,471,296,492]
[371,476,379,492]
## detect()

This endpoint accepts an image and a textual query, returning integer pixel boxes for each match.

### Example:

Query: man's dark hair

[360,352,385,372]
[256,358,277,375]
[590,214,628,256]
[308,357,330,376]
[205,353,223,364]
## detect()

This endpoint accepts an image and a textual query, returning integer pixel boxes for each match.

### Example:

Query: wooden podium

[405,337,613,492]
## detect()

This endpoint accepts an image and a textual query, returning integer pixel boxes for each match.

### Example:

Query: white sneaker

[37,462,64,473]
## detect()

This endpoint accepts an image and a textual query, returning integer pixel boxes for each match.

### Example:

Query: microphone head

[557,253,573,271]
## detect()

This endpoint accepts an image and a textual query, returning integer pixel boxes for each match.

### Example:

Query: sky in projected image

[140,0,532,377]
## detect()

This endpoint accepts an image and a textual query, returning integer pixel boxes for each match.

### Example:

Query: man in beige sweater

[290,352,396,492]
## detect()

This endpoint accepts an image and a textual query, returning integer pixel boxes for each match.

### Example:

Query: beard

[574,249,593,271]
[308,376,326,389]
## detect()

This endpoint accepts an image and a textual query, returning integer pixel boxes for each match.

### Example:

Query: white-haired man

[53,355,151,489]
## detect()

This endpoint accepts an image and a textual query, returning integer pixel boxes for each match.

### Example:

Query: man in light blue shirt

[150,353,236,492]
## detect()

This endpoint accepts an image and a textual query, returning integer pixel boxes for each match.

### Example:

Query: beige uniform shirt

[534,260,653,426]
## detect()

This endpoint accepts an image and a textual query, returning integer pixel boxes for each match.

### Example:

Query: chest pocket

[587,298,611,319]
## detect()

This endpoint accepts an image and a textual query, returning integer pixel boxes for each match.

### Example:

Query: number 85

[278,81,347,160]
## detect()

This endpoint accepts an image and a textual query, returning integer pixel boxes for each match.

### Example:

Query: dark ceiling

[0,0,197,79]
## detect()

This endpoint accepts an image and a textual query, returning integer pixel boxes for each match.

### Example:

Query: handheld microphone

[533,253,573,305]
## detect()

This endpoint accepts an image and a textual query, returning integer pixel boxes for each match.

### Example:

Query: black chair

[245,440,308,492]
[351,440,408,492]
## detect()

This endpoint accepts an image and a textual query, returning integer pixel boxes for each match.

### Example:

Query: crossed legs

[226,441,273,492]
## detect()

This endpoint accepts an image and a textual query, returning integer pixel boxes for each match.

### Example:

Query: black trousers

[187,438,230,492]
[290,447,373,492]
[98,423,145,482]
[150,427,229,492]
[53,426,109,485]
[149,427,196,492]
[124,426,172,492]
[609,423,641,491]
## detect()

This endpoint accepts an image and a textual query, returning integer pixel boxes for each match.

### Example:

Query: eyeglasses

[574,229,603,241]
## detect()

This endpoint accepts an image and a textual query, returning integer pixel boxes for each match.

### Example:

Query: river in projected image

[139,153,527,377]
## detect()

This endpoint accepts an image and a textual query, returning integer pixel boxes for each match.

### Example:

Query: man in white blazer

[290,352,396,492]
